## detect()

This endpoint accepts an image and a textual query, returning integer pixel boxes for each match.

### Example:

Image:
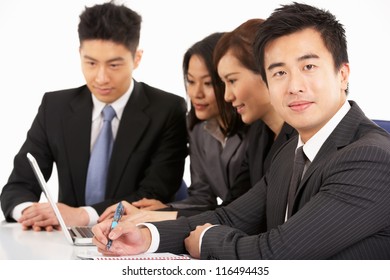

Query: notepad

[77,248,190,260]
[91,253,190,260]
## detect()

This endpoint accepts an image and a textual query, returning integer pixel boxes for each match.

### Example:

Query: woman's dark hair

[183,32,245,135]
[214,19,265,76]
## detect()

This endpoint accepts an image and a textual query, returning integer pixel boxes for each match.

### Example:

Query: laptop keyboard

[75,227,94,238]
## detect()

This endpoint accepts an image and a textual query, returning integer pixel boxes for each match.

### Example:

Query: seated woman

[214,19,296,205]
[99,32,251,222]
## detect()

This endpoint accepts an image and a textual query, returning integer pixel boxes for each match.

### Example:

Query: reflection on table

[0,221,93,259]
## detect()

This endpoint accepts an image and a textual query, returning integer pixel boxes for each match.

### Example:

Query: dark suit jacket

[222,120,296,205]
[169,122,251,215]
[1,81,188,221]
[152,101,390,259]
[171,121,296,217]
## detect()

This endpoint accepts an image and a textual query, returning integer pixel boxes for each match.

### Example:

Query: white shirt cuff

[137,222,160,253]
[12,202,33,221]
[199,224,219,254]
[82,206,99,226]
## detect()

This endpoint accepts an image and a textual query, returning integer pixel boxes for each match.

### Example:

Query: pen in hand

[106,201,124,250]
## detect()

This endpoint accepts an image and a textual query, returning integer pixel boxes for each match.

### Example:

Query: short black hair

[78,1,142,54]
[254,2,348,87]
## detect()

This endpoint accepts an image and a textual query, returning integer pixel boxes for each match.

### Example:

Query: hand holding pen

[106,201,124,250]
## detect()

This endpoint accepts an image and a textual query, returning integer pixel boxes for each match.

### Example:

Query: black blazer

[222,120,296,205]
[1,81,188,221]
[153,101,390,259]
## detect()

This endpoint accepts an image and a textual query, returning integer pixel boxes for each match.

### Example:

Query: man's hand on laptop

[18,202,89,231]
[19,202,59,231]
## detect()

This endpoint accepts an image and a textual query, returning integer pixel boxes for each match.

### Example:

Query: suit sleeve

[1,93,54,221]
[124,96,188,204]
[169,125,218,213]
[152,177,268,255]
[200,144,390,259]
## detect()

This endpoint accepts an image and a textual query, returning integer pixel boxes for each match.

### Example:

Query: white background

[1,0,390,222]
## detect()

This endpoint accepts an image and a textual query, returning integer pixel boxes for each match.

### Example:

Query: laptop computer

[26,152,94,246]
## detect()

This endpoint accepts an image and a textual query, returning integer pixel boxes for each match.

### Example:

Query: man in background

[1,1,187,230]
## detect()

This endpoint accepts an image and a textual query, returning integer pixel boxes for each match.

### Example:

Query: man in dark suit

[0,2,187,230]
[91,3,390,259]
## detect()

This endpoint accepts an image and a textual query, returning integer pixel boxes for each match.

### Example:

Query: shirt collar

[91,80,134,121]
[204,118,227,147]
[298,100,351,162]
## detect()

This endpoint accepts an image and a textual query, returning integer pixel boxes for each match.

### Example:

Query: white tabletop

[0,220,94,259]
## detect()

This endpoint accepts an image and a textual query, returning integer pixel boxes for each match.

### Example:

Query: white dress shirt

[82,82,133,225]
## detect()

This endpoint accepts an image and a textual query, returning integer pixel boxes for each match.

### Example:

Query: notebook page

[76,248,190,260]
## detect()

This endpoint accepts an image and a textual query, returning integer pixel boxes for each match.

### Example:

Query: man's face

[264,28,349,142]
[80,40,142,103]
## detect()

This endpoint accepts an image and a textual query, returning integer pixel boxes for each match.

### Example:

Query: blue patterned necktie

[85,105,116,205]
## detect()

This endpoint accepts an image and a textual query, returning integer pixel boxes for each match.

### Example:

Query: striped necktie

[287,146,306,218]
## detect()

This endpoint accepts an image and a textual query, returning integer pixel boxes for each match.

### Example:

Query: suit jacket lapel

[62,86,92,203]
[221,134,242,186]
[203,133,226,196]
[266,137,297,227]
[106,81,150,197]
[292,102,365,210]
